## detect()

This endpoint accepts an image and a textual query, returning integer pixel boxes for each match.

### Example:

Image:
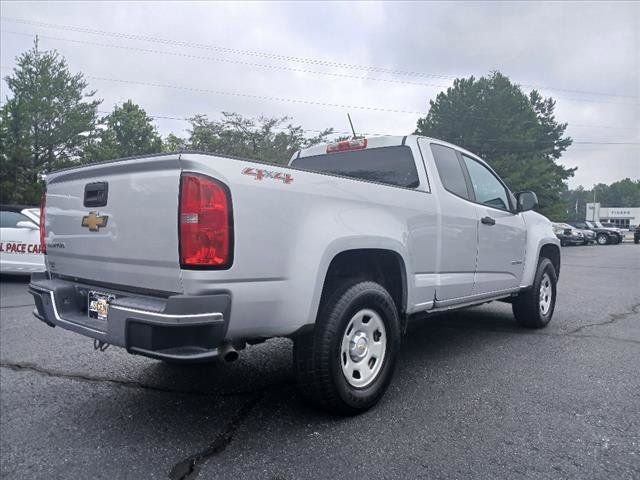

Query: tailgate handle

[84,182,109,207]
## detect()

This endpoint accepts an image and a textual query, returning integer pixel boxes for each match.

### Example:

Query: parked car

[601,222,628,238]
[568,221,621,245]
[552,223,583,246]
[0,204,46,275]
[29,135,561,414]
[635,225,640,244]
[573,226,595,244]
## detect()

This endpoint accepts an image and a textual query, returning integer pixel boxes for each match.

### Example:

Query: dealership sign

[608,209,632,217]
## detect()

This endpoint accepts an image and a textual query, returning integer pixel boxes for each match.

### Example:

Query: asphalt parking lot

[1,244,639,479]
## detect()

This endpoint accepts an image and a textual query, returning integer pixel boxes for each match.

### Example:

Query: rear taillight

[39,192,46,254]
[179,173,232,268]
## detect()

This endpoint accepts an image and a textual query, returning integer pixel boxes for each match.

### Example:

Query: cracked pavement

[1,244,639,479]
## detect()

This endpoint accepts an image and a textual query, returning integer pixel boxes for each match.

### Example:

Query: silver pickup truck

[29,135,560,414]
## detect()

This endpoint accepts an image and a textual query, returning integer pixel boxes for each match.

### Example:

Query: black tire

[635,239,639,244]
[596,233,608,245]
[512,257,557,329]
[293,280,401,415]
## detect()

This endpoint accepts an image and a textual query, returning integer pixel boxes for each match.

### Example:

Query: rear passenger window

[291,146,419,188]
[430,144,470,199]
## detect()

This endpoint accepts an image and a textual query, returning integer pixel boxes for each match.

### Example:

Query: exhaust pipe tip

[219,343,239,362]
[224,350,239,362]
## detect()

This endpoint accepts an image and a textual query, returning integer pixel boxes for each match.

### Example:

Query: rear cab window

[291,146,420,189]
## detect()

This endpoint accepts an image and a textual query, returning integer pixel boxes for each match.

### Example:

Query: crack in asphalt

[0,303,34,309]
[568,303,640,334]
[1,360,295,397]
[0,361,218,397]
[168,392,265,480]
[1,361,276,479]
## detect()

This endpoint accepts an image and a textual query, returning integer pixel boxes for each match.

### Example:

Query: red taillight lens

[326,138,367,154]
[39,192,46,254]
[179,173,232,268]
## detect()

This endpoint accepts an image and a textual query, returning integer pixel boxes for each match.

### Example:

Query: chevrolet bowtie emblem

[81,212,108,231]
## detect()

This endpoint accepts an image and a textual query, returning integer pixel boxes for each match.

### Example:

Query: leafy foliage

[168,112,334,164]
[0,39,101,204]
[162,133,188,153]
[415,72,574,216]
[84,100,163,161]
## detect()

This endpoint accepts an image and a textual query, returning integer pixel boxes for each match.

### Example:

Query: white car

[0,205,45,275]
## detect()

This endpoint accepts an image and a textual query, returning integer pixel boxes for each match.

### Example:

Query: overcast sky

[1,1,638,188]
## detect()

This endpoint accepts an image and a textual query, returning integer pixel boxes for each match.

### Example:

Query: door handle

[481,216,496,226]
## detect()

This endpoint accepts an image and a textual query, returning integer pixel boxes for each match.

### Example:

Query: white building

[586,203,640,228]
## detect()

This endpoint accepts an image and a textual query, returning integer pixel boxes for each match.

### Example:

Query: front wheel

[596,233,608,245]
[512,258,557,329]
[293,280,401,415]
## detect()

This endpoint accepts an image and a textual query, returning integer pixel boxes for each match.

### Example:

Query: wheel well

[540,243,561,278]
[321,249,407,316]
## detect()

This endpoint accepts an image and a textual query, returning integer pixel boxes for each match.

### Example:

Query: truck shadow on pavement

[141,303,523,403]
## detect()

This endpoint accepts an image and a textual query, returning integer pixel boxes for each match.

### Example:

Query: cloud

[1,0,638,188]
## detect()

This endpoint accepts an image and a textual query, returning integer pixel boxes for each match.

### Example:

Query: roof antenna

[347,113,357,139]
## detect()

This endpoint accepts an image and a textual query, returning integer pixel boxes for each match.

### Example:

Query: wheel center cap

[349,331,369,362]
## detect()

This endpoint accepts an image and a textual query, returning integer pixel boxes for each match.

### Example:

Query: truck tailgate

[44,155,183,293]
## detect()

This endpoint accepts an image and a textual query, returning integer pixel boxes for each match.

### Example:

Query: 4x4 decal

[242,167,293,184]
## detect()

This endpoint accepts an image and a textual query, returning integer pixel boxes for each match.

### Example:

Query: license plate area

[88,290,116,320]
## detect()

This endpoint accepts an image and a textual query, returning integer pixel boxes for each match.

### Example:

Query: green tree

[0,38,100,204]
[184,112,334,164]
[415,72,574,216]
[85,100,163,161]
[163,133,188,152]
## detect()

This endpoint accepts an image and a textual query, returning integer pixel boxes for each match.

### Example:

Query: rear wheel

[293,280,400,415]
[512,257,557,329]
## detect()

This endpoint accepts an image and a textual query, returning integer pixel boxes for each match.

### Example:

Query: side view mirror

[16,220,39,230]
[515,191,538,212]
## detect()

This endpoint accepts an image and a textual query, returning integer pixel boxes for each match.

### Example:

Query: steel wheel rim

[539,273,552,315]
[597,235,607,245]
[340,309,387,388]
